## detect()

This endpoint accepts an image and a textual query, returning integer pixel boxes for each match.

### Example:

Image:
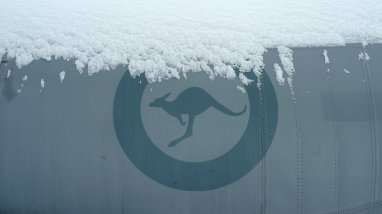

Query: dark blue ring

[113,71,278,191]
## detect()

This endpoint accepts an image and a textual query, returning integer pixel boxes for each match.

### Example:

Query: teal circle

[113,71,278,191]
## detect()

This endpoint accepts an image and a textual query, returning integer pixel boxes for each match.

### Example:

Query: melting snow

[60,71,66,83]
[273,63,285,86]
[238,73,254,86]
[278,46,296,97]
[40,79,45,89]
[359,51,371,61]
[0,0,381,82]
[323,50,330,64]
[22,75,28,82]
[344,69,350,74]
[236,86,246,94]
[6,70,11,78]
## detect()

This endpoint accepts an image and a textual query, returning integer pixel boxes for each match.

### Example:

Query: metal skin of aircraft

[0,44,382,214]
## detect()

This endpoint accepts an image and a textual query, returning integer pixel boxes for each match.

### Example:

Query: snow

[0,0,381,82]
[273,63,285,86]
[237,86,246,94]
[277,46,296,97]
[40,79,45,88]
[60,71,66,83]
[238,73,254,86]
[323,50,330,64]
[344,69,350,74]
[7,70,11,78]
[22,75,28,82]
[359,51,371,61]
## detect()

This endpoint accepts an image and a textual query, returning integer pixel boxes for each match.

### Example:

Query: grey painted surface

[1,44,382,213]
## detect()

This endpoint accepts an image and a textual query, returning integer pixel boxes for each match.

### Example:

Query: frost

[7,70,11,78]
[274,63,285,86]
[359,51,371,61]
[40,79,45,88]
[278,46,296,97]
[344,69,350,74]
[323,50,330,64]
[0,0,381,82]
[60,71,66,83]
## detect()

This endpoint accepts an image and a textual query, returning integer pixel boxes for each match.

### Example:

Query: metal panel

[365,44,382,213]
[1,44,382,214]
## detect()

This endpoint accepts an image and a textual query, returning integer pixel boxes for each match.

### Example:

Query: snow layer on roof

[1,0,381,82]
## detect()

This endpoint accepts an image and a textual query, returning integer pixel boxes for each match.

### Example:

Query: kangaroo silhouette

[149,87,246,147]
